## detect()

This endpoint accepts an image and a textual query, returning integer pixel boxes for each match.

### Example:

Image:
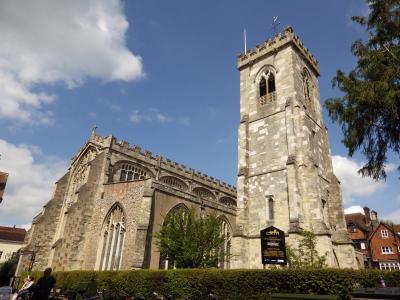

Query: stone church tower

[231,27,357,268]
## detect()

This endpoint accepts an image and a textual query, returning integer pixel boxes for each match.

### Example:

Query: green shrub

[19,269,400,300]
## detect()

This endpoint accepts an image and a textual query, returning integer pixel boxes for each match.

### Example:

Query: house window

[380,262,400,270]
[360,242,366,250]
[381,246,393,254]
[350,226,357,233]
[0,251,2,259]
[381,230,389,238]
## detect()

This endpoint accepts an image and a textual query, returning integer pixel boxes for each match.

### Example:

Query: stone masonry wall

[83,180,148,270]
[51,152,106,271]
[16,173,69,274]
[233,28,357,269]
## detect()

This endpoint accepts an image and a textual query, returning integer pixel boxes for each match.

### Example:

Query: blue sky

[0,0,398,227]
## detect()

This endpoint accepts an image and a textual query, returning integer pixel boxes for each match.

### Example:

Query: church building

[17,27,356,273]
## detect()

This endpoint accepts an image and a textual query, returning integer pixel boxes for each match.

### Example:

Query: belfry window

[259,77,267,97]
[268,74,276,93]
[302,68,313,109]
[259,71,276,105]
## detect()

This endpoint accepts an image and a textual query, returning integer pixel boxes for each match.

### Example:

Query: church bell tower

[231,27,357,269]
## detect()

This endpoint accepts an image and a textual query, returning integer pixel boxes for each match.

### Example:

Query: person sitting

[12,276,35,300]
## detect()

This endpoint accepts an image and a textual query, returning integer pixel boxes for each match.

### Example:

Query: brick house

[345,207,400,270]
[368,222,400,270]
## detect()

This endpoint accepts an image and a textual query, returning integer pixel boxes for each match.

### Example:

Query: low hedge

[22,269,400,300]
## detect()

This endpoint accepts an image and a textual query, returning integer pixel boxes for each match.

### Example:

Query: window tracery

[160,176,188,191]
[258,70,276,105]
[193,187,215,200]
[98,204,125,271]
[65,147,98,208]
[218,217,231,269]
[219,197,237,207]
[116,163,148,182]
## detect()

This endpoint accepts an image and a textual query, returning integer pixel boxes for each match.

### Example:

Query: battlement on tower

[237,26,319,76]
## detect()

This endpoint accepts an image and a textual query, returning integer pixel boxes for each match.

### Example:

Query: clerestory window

[118,164,147,182]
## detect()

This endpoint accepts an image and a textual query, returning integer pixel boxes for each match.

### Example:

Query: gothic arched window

[158,204,189,270]
[218,217,232,269]
[115,163,148,182]
[259,77,267,97]
[98,204,125,270]
[258,70,276,105]
[302,68,313,109]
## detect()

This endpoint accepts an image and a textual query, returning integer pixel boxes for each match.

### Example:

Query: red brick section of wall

[369,223,400,267]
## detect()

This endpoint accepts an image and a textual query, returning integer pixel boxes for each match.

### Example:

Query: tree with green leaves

[286,231,327,269]
[154,207,229,268]
[0,255,18,286]
[325,0,400,179]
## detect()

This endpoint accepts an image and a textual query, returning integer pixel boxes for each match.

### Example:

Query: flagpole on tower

[244,28,247,54]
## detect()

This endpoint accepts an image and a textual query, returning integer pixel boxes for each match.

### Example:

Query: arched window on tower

[98,204,125,271]
[259,70,276,105]
[302,68,313,110]
[259,77,267,97]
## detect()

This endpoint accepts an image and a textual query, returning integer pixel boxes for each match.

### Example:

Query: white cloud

[0,0,143,124]
[155,113,173,123]
[332,155,395,203]
[0,139,67,227]
[344,205,365,215]
[129,109,189,125]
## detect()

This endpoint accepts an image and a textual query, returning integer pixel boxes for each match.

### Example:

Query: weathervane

[272,16,280,36]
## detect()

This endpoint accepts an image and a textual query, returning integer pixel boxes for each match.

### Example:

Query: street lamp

[19,242,41,272]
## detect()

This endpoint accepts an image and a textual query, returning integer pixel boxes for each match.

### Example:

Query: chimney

[371,210,378,221]
[363,206,371,225]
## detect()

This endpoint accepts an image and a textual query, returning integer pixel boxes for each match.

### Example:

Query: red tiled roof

[345,213,368,231]
[0,226,26,242]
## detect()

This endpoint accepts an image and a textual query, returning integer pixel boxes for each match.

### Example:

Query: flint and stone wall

[231,27,357,269]
[17,132,236,273]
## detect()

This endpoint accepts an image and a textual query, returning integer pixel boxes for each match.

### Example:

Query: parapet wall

[237,26,319,76]
[108,135,237,196]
